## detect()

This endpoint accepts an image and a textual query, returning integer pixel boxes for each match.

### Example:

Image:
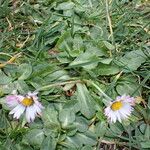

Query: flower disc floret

[111,101,123,111]
[21,97,34,106]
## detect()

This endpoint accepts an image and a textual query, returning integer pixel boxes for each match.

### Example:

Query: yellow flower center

[111,101,123,111]
[21,97,34,106]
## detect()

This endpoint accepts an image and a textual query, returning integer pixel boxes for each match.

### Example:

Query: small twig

[16,30,30,48]
[106,0,114,42]
[101,139,127,146]
[85,80,112,105]
[0,52,12,57]
[105,0,115,56]
[6,17,13,31]
[35,80,82,92]
[0,52,22,68]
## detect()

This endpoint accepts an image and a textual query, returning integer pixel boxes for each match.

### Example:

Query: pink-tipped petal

[6,95,19,108]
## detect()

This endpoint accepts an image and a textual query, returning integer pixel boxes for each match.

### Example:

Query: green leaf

[1,138,13,150]
[81,146,93,150]
[28,77,46,89]
[24,129,44,147]
[103,41,115,50]
[71,35,84,57]
[0,1,10,18]
[116,75,141,96]
[144,124,150,139]
[56,31,72,52]
[93,63,120,76]
[14,144,34,150]
[55,2,75,10]
[59,109,75,128]
[69,50,99,69]
[42,105,60,129]
[117,50,147,72]
[45,70,70,82]
[18,63,32,80]
[75,116,88,132]
[95,121,107,137]
[14,80,29,94]
[109,123,124,135]
[99,58,113,64]
[65,131,97,148]
[0,70,12,84]
[141,141,150,149]
[0,82,15,94]
[41,136,57,150]
[0,110,9,129]
[76,83,95,119]
[116,82,140,96]
[86,42,107,57]
[30,63,56,78]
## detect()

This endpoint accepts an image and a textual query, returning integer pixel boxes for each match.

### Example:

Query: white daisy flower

[104,95,135,123]
[6,91,44,123]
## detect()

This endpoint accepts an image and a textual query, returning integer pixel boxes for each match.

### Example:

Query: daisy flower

[6,91,44,123]
[104,95,135,123]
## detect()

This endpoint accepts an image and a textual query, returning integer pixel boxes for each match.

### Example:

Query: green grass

[0,0,150,150]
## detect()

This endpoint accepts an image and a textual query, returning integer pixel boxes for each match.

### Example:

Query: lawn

[0,0,150,150]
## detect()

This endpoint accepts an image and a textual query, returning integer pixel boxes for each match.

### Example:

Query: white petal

[119,105,132,119]
[25,106,36,122]
[104,107,111,115]
[27,91,38,101]
[107,110,116,123]
[115,111,122,122]
[116,96,122,100]
[10,104,25,119]
[111,113,117,123]
[34,101,44,109]
[122,104,132,113]
[28,91,38,97]
[33,104,42,115]
[26,91,39,102]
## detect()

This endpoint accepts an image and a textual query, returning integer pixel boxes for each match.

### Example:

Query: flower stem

[85,80,112,105]
[35,80,82,92]
[36,79,112,105]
